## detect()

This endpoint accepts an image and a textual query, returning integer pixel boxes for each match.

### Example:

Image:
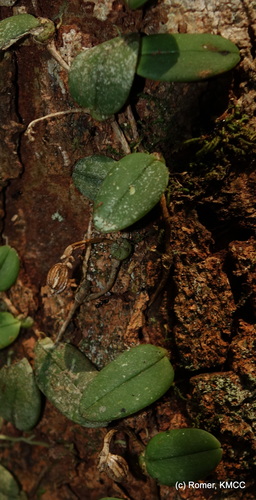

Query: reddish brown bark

[0,1,255,499]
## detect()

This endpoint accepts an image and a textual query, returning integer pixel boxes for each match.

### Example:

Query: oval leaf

[0,464,21,499]
[0,14,40,50]
[0,245,20,291]
[68,34,140,120]
[72,155,116,201]
[136,33,240,82]
[142,428,222,485]
[93,152,169,232]
[110,239,132,261]
[0,358,42,430]
[0,312,21,349]
[34,338,103,427]
[79,344,174,424]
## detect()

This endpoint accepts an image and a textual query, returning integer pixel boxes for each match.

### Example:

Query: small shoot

[35,340,174,428]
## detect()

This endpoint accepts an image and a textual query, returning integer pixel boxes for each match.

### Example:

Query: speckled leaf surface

[143,428,222,485]
[0,14,40,50]
[34,338,105,427]
[72,155,116,201]
[79,344,174,423]
[93,152,169,232]
[136,33,240,82]
[68,34,140,120]
[0,0,255,496]
[0,358,42,430]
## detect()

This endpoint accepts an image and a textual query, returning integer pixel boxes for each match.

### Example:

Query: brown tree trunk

[0,1,255,499]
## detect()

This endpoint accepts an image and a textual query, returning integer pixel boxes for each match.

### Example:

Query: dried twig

[0,292,20,317]
[126,104,142,146]
[111,120,131,155]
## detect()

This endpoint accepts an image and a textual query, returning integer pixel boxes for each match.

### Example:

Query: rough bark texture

[0,1,255,499]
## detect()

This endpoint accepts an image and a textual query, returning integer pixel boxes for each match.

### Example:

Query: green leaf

[0,464,21,499]
[110,239,132,261]
[68,34,140,120]
[136,33,240,82]
[142,428,222,485]
[72,155,116,201]
[0,14,40,50]
[79,344,174,424]
[0,245,20,291]
[0,358,42,430]
[0,312,21,349]
[124,0,149,8]
[33,18,55,43]
[19,316,34,329]
[93,152,169,232]
[34,338,102,427]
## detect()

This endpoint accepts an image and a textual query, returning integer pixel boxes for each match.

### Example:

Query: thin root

[25,109,88,141]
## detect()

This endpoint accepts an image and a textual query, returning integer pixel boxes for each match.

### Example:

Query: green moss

[185,106,255,165]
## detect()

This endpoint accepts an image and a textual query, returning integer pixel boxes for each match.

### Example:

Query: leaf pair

[0,247,33,350]
[68,33,240,120]
[0,245,21,349]
[34,338,174,427]
[73,152,169,233]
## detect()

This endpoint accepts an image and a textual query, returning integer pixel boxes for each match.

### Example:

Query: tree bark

[0,1,255,499]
